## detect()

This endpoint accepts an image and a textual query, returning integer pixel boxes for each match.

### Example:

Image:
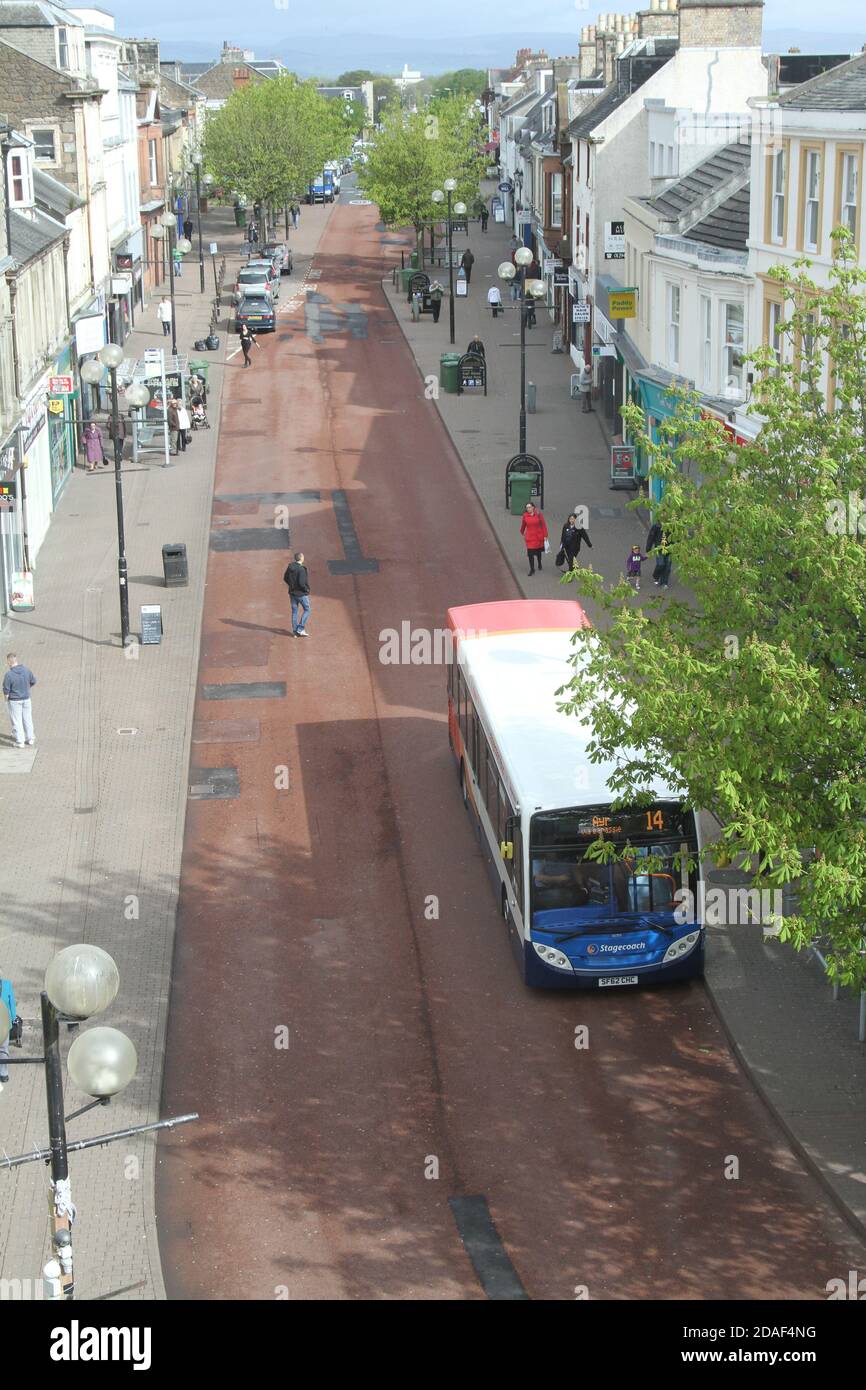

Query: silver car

[233,265,280,303]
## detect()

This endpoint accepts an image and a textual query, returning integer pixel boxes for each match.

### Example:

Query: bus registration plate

[598,976,638,987]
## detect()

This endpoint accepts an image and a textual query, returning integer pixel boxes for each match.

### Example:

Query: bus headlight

[533,942,573,972]
[663,930,701,963]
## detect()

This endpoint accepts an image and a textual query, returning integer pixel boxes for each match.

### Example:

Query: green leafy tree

[358,98,485,258]
[559,230,866,986]
[336,69,377,85]
[204,76,352,210]
[430,68,487,101]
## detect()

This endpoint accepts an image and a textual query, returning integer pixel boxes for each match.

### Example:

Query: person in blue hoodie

[0,975,18,1084]
[3,652,36,747]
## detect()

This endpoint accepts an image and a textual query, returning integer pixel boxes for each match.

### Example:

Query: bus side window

[457,668,468,742]
[470,709,480,775]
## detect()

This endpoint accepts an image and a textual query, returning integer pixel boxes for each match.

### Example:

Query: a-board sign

[459,354,486,390]
[494,207,505,223]
[451,218,468,235]
[610,444,636,488]
[140,604,163,645]
[456,276,468,297]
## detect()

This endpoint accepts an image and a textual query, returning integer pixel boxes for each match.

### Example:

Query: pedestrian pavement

[383,182,866,1244]
[0,200,327,1299]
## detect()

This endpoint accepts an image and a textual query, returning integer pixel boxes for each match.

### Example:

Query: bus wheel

[500,886,509,922]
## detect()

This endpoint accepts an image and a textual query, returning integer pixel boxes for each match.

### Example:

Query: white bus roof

[452,602,681,815]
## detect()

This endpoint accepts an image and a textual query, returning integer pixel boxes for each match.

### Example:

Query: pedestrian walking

[172,246,183,278]
[248,222,259,247]
[487,284,502,318]
[509,234,520,254]
[578,362,593,412]
[107,412,127,465]
[626,544,648,592]
[480,204,489,232]
[3,653,36,748]
[239,321,257,368]
[284,551,311,636]
[557,513,592,571]
[647,521,672,587]
[166,397,186,454]
[429,282,444,323]
[0,975,18,1086]
[460,248,475,285]
[183,217,193,242]
[83,420,104,472]
[157,295,172,337]
[465,335,485,359]
[520,501,548,577]
[291,203,300,229]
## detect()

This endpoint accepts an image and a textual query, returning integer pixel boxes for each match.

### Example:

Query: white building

[747,53,866,404]
[624,141,754,498]
[565,0,768,411]
[69,8,143,341]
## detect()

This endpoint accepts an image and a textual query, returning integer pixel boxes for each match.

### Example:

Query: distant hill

[152,28,865,78]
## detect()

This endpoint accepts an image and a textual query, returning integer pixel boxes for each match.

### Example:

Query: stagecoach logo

[587,941,647,954]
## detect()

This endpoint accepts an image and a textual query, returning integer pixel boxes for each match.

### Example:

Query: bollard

[527,382,537,413]
[411,293,421,323]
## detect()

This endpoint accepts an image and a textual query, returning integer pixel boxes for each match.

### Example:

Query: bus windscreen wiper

[546,916,676,942]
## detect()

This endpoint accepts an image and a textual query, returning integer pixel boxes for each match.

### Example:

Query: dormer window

[57,26,69,71]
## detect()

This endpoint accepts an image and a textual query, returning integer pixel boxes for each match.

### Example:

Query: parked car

[263,242,293,275]
[234,265,279,303]
[235,291,276,332]
[245,254,281,287]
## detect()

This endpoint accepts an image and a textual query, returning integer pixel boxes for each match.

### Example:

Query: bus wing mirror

[500,840,514,861]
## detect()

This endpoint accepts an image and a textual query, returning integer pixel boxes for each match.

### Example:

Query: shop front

[19,383,54,563]
[48,344,77,500]
[0,432,25,619]
[636,376,687,507]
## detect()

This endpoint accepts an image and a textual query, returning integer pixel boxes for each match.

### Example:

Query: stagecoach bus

[447,599,704,989]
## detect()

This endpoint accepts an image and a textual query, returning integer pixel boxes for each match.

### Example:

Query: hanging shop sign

[604,220,625,259]
[48,375,73,395]
[608,288,637,318]
[573,302,591,323]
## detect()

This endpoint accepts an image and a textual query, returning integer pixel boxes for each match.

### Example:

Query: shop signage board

[543,258,562,274]
[498,181,513,192]
[604,220,625,259]
[610,444,637,489]
[573,302,591,323]
[592,344,617,358]
[140,605,163,644]
[0,483,14,510]
[10,571,34,610]
[48,375,73,395]
[608,288,637,318]
[553,268,569,287]
[74,313,107,356]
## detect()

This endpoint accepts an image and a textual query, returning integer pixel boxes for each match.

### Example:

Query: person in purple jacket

[626,544,648,592]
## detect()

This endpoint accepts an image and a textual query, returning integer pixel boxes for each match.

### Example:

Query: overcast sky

[93,0,863,59]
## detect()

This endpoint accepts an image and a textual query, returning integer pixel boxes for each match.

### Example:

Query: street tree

[358,98,486,259]
[204,76,352,212]
[559,230,866,987]
[430,68,487,101]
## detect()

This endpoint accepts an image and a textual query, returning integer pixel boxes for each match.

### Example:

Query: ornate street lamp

[80,342,131,645]
[0,944,196,1299]
[151,212,191,355]
[499,250,546,453]
[432,178,463,345]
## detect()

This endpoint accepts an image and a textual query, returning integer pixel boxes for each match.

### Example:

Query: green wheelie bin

[439,353,461,394]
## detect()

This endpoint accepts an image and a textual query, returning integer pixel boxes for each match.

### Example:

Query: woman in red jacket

[520,500,548,576]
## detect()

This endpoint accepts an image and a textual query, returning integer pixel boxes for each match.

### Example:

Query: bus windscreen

[529,805,698,933]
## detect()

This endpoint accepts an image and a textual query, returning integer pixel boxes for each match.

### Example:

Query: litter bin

[409,250,419,269]
[508,474,536,516]
[234,205,247,228]
[439,353,461,394]
[162,542,189,587]
[399,267,417,294]
[527,382,537,413]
